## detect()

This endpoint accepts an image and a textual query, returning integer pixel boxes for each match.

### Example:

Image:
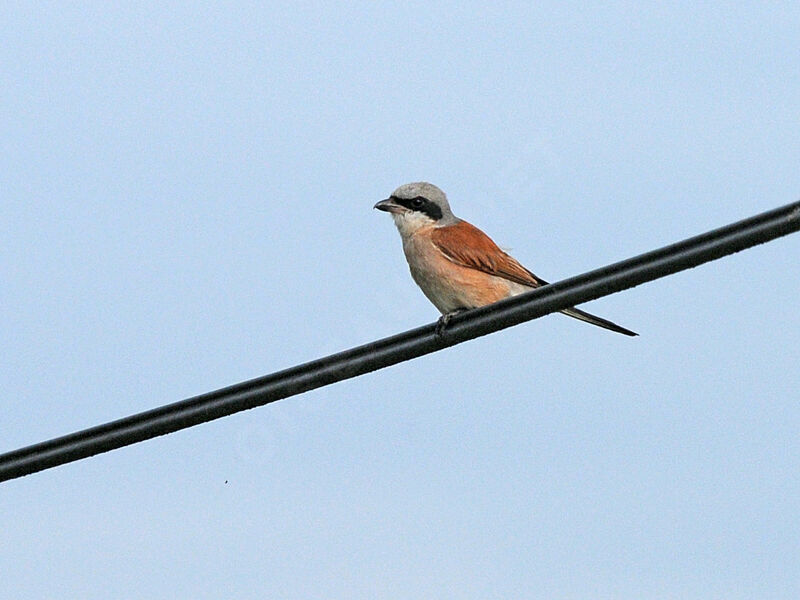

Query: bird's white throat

[391,211,435,238]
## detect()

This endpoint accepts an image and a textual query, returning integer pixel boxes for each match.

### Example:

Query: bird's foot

[435,310,466,337]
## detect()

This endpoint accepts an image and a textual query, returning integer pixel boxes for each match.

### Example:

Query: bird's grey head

[373,182,457,235]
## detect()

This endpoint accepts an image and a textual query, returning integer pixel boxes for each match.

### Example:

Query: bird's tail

[560,307,638,337]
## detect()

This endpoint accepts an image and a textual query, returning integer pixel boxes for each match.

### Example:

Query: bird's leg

[435,313,451,336]
[435,309,467,337]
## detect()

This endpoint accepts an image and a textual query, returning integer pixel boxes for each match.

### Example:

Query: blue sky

[2,3,799,598]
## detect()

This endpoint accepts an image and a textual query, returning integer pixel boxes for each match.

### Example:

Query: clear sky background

[2,3,799,599]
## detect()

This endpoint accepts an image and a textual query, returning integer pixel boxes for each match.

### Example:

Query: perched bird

[374,182,637,336]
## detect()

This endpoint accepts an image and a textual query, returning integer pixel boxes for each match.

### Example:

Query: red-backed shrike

[375,182,637,336]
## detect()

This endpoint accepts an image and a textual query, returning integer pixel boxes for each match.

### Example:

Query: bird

[374,182,637,337]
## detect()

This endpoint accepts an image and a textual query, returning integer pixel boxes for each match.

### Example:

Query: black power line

[2,200,799,483]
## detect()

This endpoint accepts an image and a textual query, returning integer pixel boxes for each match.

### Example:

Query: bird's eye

[411,197,425,208]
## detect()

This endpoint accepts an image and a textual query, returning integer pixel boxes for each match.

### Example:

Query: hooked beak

[374,197,405,215]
